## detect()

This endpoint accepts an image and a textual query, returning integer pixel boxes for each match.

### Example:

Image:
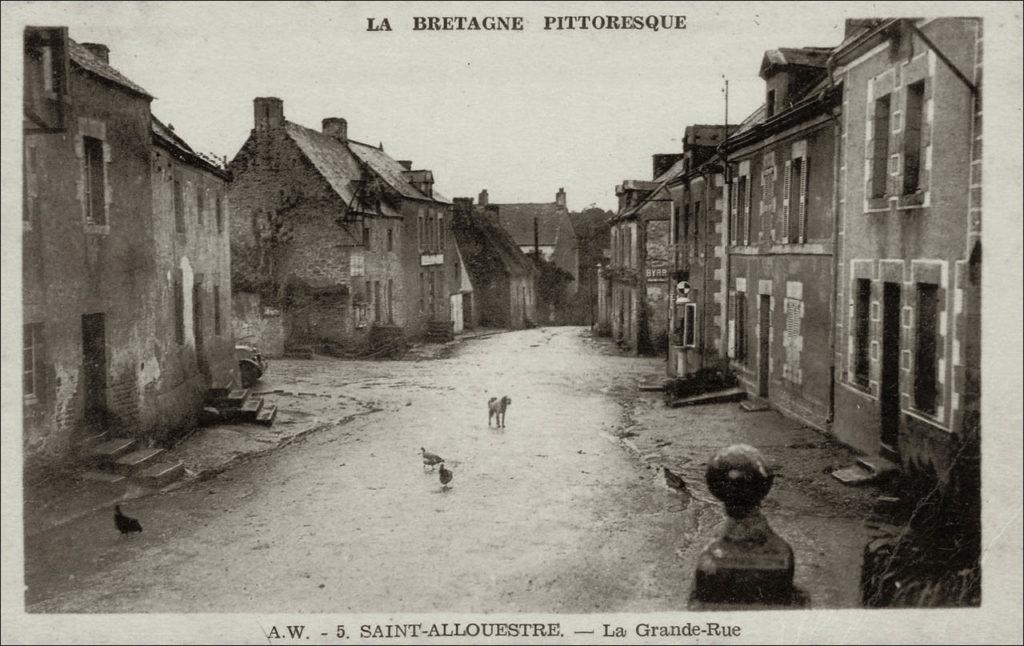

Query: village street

[24,327,873,613]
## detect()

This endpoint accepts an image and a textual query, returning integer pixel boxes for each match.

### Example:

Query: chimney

[653,153,684,179]
[555,187,566,208]
[397,160,413,170]
[322,117,348,142]
[80,42,109,64]
[478,189,489,207]
[254,97,284,131]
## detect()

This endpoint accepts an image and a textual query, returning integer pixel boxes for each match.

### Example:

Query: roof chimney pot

[322,117,348,142]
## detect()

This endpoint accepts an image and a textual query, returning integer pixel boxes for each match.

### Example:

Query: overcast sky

[0,1,996,210]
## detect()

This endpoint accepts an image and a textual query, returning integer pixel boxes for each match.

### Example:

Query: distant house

[22,28,235,471]
[451,198,537,329]
[477,188,573,264]
[604,156,677,354]
[227,99,458,354]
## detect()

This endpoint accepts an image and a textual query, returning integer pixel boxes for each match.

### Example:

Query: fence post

[691,443,804,607]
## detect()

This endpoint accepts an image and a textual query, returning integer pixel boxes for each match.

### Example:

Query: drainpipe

[825,54,843,425]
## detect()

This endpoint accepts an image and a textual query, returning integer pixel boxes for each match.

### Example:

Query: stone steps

[114,447,166,475]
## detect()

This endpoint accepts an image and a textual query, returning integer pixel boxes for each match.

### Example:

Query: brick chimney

[398,160,413,170]
[555,187,566,208]
[478,189,489,206]
[254,97,284,131]
[80,42,109,64]
[322,117,347,142]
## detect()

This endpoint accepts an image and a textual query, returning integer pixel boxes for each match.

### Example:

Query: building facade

[723,47,841,431]
[228,99,456,354]
[667,126,730,379]
[830,18,982,478]
[607,171,673,355]
[22,29,235,471]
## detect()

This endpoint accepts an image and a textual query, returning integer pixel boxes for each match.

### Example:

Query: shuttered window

[83,136,106,225]
[854,279,871,386]
[871,94,892,198]
[914,283,939,414]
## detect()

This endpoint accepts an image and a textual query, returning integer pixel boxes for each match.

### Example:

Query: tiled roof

[68,40,152,98]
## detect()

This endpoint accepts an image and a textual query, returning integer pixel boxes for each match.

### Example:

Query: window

[670,202,678,244]
[694,201,701,254]
[914,283,939,414]
[418,212,424,251]
[739,175,750,244]
[903,81,925,195]
[83,136,106,225]
[23,324,42,399]
[387,228,393,251]
[173,178,185,233]
[41,45,54,93]
[215,196,224,234]
[24,145,39,225]
[854,278,871,386]
[438,215,445,252]
[173,270,185,344]
[363,226,371,249]
[682,203,691,254]
[682,303,697,347]
[766,89,776,119]
[197,187,205,225]
[871,94,892,198]
[784,157,806,243]
[213,285,222,335]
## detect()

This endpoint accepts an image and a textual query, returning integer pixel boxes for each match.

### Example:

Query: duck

[421,447,444,470]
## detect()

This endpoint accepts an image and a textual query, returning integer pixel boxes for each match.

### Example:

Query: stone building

[564,208,612,326]
[21,28,235,471]
[606,160,675,354]
[829,18,982,478]
[722,46,841,430]
[227,99,456,354]
[666,126,731,379]
[477,188,577,324]
[451,198,537,329]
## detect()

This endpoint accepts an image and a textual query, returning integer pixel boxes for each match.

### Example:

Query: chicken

[114,504,143,535]
[439,463,453,490]
[663,466,689,493]
[421,447,444,470]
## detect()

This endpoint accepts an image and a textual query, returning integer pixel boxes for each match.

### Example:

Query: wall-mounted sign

[646,267,669,280]
[421,253,444,266]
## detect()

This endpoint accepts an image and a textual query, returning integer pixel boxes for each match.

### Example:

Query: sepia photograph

[2,1,1022,643]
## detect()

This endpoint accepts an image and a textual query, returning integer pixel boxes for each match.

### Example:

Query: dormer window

[766,89,776,119]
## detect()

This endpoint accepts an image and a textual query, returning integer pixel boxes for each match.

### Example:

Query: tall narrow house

[22,28,235,472]
[722,46,841,430]
[830,18,982,478]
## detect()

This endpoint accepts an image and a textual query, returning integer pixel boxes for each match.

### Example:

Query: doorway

[193,280,210,380]
[880,282,902,455]
[758,294,771,398]
[81,313,107,428]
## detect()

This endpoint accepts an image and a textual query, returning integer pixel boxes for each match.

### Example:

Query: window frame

[83,135,107,226]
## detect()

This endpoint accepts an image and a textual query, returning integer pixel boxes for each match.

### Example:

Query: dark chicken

[114,504,143,535]
[421,447,444,470]
[439,463,453,490]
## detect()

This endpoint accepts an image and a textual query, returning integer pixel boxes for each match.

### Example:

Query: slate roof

[151,116,229,178]
[68,40,152,98]
[349,140,449,204]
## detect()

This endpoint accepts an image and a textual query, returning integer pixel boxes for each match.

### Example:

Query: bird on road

[439,463,453,491]
[114,504,143,535]
[421,447,444,470]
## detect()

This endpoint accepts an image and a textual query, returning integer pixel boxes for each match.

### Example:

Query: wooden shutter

[730,180,739,244]
[798,157,808,243]
[782,160,792,243]
[744,176,752,246]
[727,291,736,358]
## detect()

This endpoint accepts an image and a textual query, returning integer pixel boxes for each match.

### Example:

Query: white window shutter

[782,160,792,243]
[798,156,808,243]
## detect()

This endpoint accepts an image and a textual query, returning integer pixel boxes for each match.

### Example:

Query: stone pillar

[691,444,803,607]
